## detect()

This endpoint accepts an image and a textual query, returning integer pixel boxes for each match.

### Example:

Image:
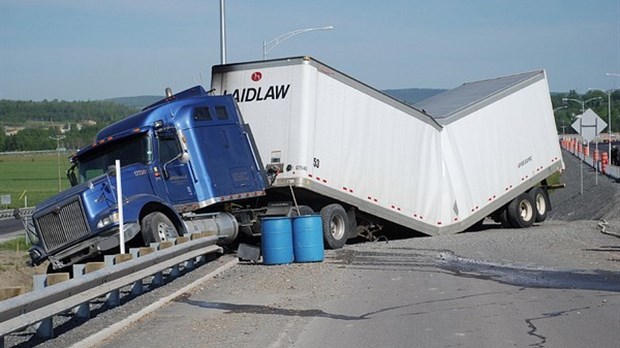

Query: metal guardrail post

[169,237,188,278]
[128,248,150,296]
[32,275,52,339]
[32,273,70,338]
[103,254,132,308]
[150,242,172,287]
[72,264,89,319]
[72,262,106,319]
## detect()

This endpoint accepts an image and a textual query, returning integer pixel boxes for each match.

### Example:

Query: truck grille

[36,199,90,252]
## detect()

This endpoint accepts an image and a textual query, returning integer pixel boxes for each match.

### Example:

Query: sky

[1,0,619,101]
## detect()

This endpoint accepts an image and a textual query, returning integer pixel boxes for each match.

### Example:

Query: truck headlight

[97,212,120,229]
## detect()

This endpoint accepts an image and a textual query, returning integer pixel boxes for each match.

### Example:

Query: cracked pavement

[94,221,619,348]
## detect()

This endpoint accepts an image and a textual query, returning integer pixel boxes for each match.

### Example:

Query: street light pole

[49,134,66,193]
[553,105,568,136]
[263,26,333,60]
[219,0,226,64]
[562,96,602,194]
[48,118,66,193]
[606,72,619,151]
[562,97,601,114]
[589,88,614,159]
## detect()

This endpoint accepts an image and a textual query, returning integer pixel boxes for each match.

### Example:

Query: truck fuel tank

[182,212,239,245]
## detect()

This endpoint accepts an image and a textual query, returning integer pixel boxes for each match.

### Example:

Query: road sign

[1,194,10,205]
[571,108,607,143]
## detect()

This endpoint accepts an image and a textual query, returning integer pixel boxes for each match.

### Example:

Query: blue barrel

[292,215,324,262]
[261,217,294,265]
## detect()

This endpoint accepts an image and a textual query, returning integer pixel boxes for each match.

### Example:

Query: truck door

[195,105,264,198]
[157,130,196,204]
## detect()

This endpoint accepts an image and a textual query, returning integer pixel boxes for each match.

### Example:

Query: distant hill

[382,88,446,105]
[106,95,162,109]
[106,89,445,109]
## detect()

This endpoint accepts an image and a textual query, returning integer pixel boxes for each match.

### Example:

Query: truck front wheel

[320,204,349,249]
[141,212,179,244]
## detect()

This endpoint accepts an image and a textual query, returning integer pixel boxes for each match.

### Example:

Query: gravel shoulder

[548,150,620,223]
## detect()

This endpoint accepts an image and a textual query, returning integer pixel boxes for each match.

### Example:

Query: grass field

[0,152,72,209]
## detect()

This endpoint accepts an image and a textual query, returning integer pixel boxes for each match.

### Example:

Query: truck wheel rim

[519,200,533,221]
[157,222,177,241]
[535,194,546,215]
[331,215,346,240]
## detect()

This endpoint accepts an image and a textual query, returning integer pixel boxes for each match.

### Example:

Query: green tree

[0,129,5,152]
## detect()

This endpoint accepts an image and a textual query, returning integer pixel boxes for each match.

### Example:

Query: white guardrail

[0,233,223,346]
[0,208,34,221]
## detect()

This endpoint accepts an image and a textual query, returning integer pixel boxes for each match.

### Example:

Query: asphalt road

[91,224,618,348]
[0,219,25,242]
[90,152,619,348]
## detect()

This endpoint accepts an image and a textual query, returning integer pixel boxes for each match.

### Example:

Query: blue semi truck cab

[28,86,268,270]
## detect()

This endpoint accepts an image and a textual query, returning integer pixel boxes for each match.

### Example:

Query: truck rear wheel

[141,212,179,244]
[320,204,349,249]
[530,187,549,222]
[506,193,536,228]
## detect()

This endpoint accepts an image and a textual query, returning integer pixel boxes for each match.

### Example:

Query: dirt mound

[0,250,47,292]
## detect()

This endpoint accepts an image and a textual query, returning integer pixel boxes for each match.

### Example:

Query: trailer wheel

[499,208,515,228]
[530,187,549,222]
[141,212,179,244]
[506,193,536,228]
[320,204,349,249]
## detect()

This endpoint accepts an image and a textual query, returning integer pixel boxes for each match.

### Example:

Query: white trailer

[211,56,564,247]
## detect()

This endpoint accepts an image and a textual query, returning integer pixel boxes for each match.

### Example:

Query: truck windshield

[75,133,152,183]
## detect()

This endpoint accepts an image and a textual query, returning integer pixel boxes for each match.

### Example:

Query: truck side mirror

[67,163,78,186]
